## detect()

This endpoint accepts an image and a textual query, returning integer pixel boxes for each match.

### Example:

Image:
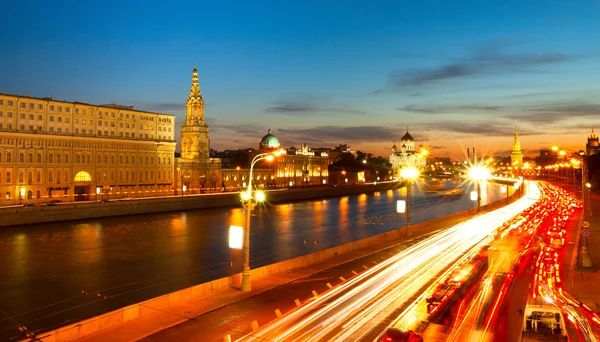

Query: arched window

[125,170,129,181]
[0,153,2,162]
[125,156,129,163]
[48,171,53,183]
[76,155,80,163]
[150,157,153,164]
[36,171,41,183]
[119,170,123,181]
[56,171,61,184]
[120,156,123,163]
[37,153,42,163]
[103,172,107,181]
[5,191,10,200]
[131,170,135,180]
[158,171,161,180]
[65,154,68,163]
[150,170,153,180]
[19,153,24,162]
[110,170,114,181]
[36,190,41,199]
[104,155,108,164]
[111,155,114,164]
[27,190,32,200]
[48,153,53,163]
[97,155,101,163]
[86,155,90,163]
[18,172,24,183]
[74,171,91,182]
[56,153,61,163]
[28,153,33,162]
[6,171,11,183]
[27,171,32,184]
[6,152,11,162]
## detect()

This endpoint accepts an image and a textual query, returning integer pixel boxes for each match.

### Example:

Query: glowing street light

[400,167,419,236]
[239,149,282,292]
[469,166,490,213]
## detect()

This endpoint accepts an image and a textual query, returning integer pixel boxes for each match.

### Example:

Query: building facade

[389,130,427,178]
[174,67,221,194]
[586,128,599,156]
[222,129,329,190]
[510,126,523,168]
[0,94,176,204]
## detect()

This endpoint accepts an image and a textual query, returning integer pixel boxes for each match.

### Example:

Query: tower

[586,128,600,155]
[180,66,210,161]
[511,126,523,168]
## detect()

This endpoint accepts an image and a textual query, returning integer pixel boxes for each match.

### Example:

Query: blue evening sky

[1,0,599,158]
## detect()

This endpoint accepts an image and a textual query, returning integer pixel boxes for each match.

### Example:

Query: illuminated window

[74,171,91,182]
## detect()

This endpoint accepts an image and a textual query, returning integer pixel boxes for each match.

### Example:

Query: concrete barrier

[1,182,406,227]
[27,186,524,341]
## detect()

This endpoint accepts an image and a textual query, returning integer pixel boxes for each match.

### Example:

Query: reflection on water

[0,180,505,340]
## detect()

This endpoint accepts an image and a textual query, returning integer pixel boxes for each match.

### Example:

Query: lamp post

[469,166,490,213]
[400,167,419,236]
[240,150,282,292]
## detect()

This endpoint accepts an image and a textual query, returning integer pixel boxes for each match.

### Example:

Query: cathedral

[389,130,427,178]
[174,67,221,194]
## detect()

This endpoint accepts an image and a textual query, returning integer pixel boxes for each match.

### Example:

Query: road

[235,182,537,342]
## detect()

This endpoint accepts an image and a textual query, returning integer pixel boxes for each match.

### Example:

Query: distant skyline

[1,0,599,159]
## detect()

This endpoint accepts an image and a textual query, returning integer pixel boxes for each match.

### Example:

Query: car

[379,329,423,342]
[118,196,134,201]
[46,200,62,206]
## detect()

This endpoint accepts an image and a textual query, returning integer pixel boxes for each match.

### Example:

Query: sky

[1,0,599,160]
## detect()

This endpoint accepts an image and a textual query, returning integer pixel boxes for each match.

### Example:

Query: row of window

[0,152,172,165]
[0,169,173,185]
[0,124,172,140]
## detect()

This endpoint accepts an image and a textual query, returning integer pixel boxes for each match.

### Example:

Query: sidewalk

[563,191,600,312]
[69,212,478,342]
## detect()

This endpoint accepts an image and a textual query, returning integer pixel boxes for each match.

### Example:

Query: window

[125,156,129,163]
[56,171,61,184]
[97,130,101,135]
[48,154,53,163]
[74,171,91,182]
[28,125,33,131]
[48,171,53,183]
[28,153,32,162]
[49,105,54,111]
[104,131,108,136]
[119,132,123,137]
[19,125,25,130]
[97,120,102,126]
[82,119,86,124]
[104,121,108,126]
[125,133,129,137]
[76,155,80,163]
[20,102,26,108]
[65,107,70,113]
[36,190,41,199]
[57,128,62,133]
[110,155,114,164]
[29,114,34,120]
[0,111,3,117]
[38,104,43,110]
[97,155,101,163]
[49,127,54,132]
[20,113,25,119]
[119,156,123,163]
[75,128,79,134]
[75,108,79,114]
[0,99,3,105]
[56,154,61,163]
[111,122,115,127]
[8,100,13,106]
[27,171,32,184]
[86,155,90,163]
[5,191,10,200]
[126,123,129,128]
[37,153,41,163]
[57,117,62,122]
[58,106,62,112]
[36,171,41,183]
[104,155,107,164]
[18,171,23,183]
[65,154,68,163]
[27,190,32,200]
[37,126,42,131]
[49,116,54,122]
[19,152,24,162]
[6,171,11,183]
[29,103,34,109]
[8,112,13,118]
[6,152,11,162]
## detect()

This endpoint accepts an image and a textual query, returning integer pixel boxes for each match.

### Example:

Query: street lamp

[240,150,282,292]
[400,167,419,236]
[469,166,490,213]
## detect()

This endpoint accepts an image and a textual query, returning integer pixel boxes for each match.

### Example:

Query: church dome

[260,129,281,149]
[401,131,414,141]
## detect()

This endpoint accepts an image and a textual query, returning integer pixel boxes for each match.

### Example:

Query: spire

[186,65,204,124]
[512,126,522,154]
[591,128,596,139]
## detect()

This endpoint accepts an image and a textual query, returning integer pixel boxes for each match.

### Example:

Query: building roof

[401,131,414,141]
[260,129,281,149]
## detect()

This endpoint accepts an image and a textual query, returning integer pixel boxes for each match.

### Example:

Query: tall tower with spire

[586,128,599,155]
[180,66,210,161]
[511,126,523,168]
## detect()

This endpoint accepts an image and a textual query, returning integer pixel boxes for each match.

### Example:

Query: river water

[0,180,505,340]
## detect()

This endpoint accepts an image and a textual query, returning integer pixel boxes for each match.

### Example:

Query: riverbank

[0,181,406,227]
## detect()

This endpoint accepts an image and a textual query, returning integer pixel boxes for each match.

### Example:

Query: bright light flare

[400,167,419,179]
[469,166,491,181]
[265,155,275,162]
[255,191,265,202]
[229,225,244,249]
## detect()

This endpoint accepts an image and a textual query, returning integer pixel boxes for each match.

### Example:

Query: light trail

[237,183,539,342]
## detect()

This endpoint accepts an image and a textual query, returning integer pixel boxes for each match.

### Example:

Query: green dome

[260,129,281,149]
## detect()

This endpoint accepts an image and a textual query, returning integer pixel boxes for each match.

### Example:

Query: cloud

[118,100,187,112]
[265,93,367,116]
[399,104,506,115]
[382,42,569,91]
[504,103,600,124]
[277,125,400,145]
[421,120,541,137]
